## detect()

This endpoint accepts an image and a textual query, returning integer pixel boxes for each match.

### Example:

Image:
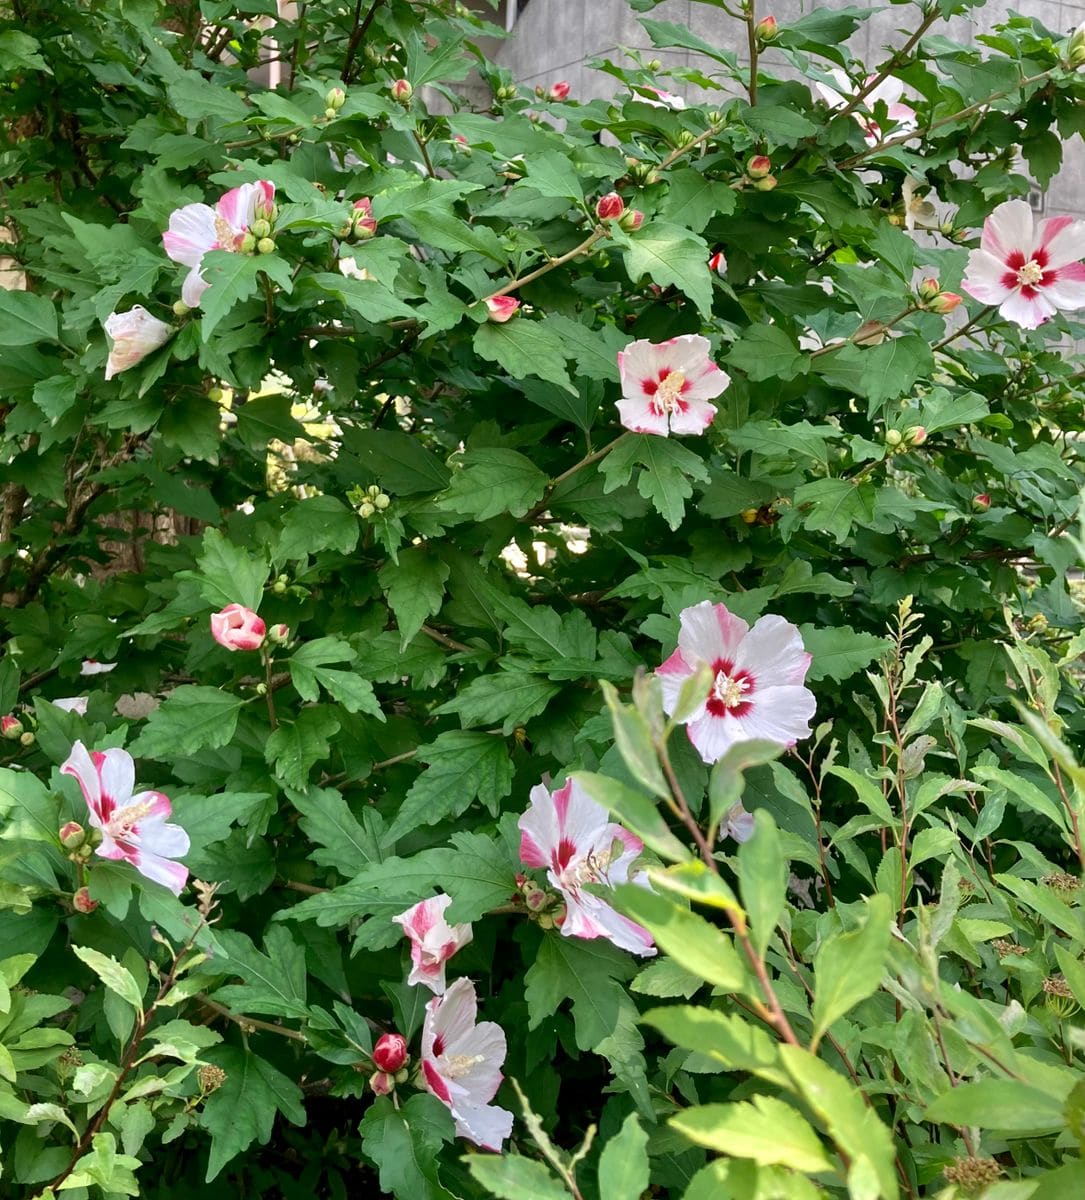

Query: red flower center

[705,659,755,718]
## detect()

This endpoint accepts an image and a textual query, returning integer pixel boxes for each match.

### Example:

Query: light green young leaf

[811,893,892,1045]
[737,811,787,960]
[670,1097,833,1173]
[72,947,144,1018]
[598,1112,649,1200]
[465,1154,567,1200]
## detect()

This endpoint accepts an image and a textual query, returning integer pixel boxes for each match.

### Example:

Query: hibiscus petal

[616,396,669,436]
[999,287,1055,330]
[730,684,817,746]
[1038,217,1085,270]
[97,748,135,813]
[668,397,718,436]
[981,199,1035,262]
[162,203,219,268]
[677,600,749,667]
[453,1100,514,1152]
[682,361,731,404]
[139,816,191,860]
[60,741,105,824]
[1042,261,1085,310]
[217,182,262,235]
[135,851,189,895]
[553,779,609,855]
[734,614,812,687]
[686,710,745,764]
[962,249,1014,305]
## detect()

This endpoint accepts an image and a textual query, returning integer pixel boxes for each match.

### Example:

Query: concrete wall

[492,0,1085,218]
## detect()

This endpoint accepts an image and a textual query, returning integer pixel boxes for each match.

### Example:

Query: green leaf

[541,314,625,382]
[793,478,877,543]
[473,320,575,391]
[0,290,57,345]
[72,947,144,1018]
[436,668,559,734]
[864,221,916,281]
[671,1097,833,1173]
[128,686,244,759]
[194,528,269,611]
[198,252,262,339]
[737,812,787,959]
[524,933,635,1050]
[727,325,809,382]
[800,625,892,683]
[522,150,584,202]
[612,885,745,990]
[599,681,669,799]
[340,426,451,495]
[274,496,359,563]
[660,168,737,232]
[441,448,548,520]
[925,1079,1067,1131]
[387,731,514,841]
[811,893,892,1045]
[379,548,450,648]
[211,926,308,1019]
[600,434,709,531]
[572,771,693,863]
[293,786,384,876]
[616,222,713,319]
[264,708,341,792]
[465,1154,567,1200]
[740,103,819,143]
[168,74,249,124]
[708,740,785,832]
[642,1005,783,1080]
[359,1094,456,1200]
[63,1132,141,1195]
[598,1112,650,1200]
[199,1045,306,1181]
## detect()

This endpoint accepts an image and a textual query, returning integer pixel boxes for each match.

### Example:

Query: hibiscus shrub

[6,0,1085,1196]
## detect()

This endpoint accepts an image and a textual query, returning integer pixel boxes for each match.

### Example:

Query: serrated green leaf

[442,447,548,520]
[379,548,450,648]
[616,222,713,318]
[811,893,892,1045]
[128,686,244,759]
[473,320,575,391]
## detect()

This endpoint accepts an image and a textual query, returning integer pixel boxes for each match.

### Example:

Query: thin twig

[341,0,384,84]
[488,227,607,300]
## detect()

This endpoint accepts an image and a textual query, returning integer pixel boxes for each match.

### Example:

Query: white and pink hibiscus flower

[815,69,916,147]
[103,307,172,380]
[60,741,190,895]
[616,334,730,437]
[518,779,656,957]
[392,894,473,995]
[162,180,275,308]
[961,198,1085,330]
[210,604,266,652]
[657,600,817,765]
[421,977,514,1151]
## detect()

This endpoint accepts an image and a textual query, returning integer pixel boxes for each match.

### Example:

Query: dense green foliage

[4,0,1085,1196]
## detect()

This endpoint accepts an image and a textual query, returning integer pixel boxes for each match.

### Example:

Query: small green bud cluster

[350,484,391,518]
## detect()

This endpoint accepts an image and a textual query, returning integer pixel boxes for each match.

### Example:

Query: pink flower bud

[59,822,85,850]
[369,1070,395,1095]
[755,15,778,41]
[72,887,98,914]
[708,250,727,276]
[267,623,291,646]
[352,197,378,239]
[595,192,625,221]
[917,277,941,302]
[619,208,644,232]
[752,173,777,191]
[548,81,570,101]
[525,888,548,911]
[747,155,772,180]
[454,134,468,144]
[973,493,991,511]
[372,1032,409,1073]
[1,715,22,739]
[391,78,413,103]
[906,425,928,446]
[326,87,346,110]
[484,295,520,323]
[929,291,963,314]
[210,604,266,652]
[103,307,173,381]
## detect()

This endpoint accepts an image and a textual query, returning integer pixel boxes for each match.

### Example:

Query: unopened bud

[267,623,291,645]
[172,299,191,317]
[595,192,625,221]
[19,731,34,747]
[72,887,98,914]
[239,231,257,254]
[326,87,346,110]
[973,492,991,511]
[619,208,644,232]
[324,106,337,119]
[525,889,548,912]
[746,155,772,179]
[251,219,272,240]
[709,250,727,276]
[646,59,662,72]
[391,78,413,104]
[928,291,963,314]
[753,173,777,191]
[674,130,696,148]
[272,578,288,595]
[484,295,520,323]
[369,1070,395,1095]
[256,237,276,255]
[905,425,927,446]
[536,912,555,930]
[755,15,779,42]
[548,81,570,101]
[885,429,903,448]
[1069,23,1085,67]
[255,682,268,696]
[372,1032,409,1073]
[358,501,376,518]
[917,277,941,302]
[59,822,85,850]
[373,493,391,510]
[366,485,381,499]
[1,715,23,740]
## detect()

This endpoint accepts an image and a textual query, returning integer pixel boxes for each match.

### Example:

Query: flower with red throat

[61,741,190,894]
[484,295,520,323]
[421,977,513,1150]
[961,199,1085,329]
[815,70,916,147]
[518,778,656,956]
[391,894,473,995]
[103,308,172,380]
[372,1032,409,1073]
[616,334,730,437]
[163,181,276,308]
[657,600,817,765]
[210,604,266,652]
[595,192,625,221]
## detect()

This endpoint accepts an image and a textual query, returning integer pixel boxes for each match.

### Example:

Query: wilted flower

[639,85,686,110]
[815,69,916,147]
[657,600,817,764]
[103,307,172,380]
[391,894,473,995]
[163,181,276,308]
[61,741,190,894]
[52,697,88,715]
[484,295,520,323]
[616,334,730,437]
[720,801,756,843]
[518,778,656,956]
[338,256,374,282]
[961,199,1085,330]
[81,660,117,676]
[421,978,513,1150]
[902,176,939,231]
[210,604,266,652]
[372,1032,410,1073]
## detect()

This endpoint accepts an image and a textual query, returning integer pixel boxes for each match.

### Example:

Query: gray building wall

[490,0,1085,219]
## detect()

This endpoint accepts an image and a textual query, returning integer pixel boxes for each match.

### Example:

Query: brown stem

[198,994,307,1040]
[932,305,996,352]
[809,305,919,360]
[744,1,759,106]
[833,10,941,122]
[264,652,279,730]
[488,227,607,300]
[413,130,437,179]
[1052,761,1085,870]
[525,433,631,520]
[658,122,726,171]
[341,0,384,84]
[420,624,472,654]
